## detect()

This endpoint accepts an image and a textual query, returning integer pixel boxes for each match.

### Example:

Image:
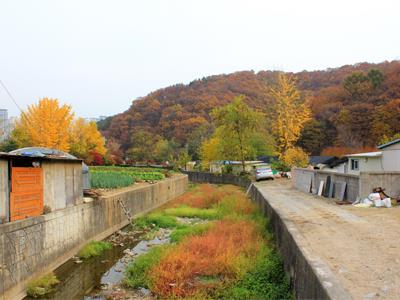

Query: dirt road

[255,180,400,300]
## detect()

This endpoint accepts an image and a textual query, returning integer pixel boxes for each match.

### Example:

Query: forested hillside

[100,60,400,158]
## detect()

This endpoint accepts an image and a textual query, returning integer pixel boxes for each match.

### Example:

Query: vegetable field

[90,166,168,189]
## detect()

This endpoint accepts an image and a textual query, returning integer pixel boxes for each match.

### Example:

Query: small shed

[0,148,83,223]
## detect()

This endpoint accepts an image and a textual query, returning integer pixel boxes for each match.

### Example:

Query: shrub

[27,273,60,298]
[78,241,112,259]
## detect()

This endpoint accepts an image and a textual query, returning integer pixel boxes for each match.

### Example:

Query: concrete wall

[293,168,360,202]
[359,172,400,199]
[183,171,251,188]
[42,161,83,211]
[248,185,352,300]
[0,174,187,300]
[382,147,400,171]
[0,159,9,223]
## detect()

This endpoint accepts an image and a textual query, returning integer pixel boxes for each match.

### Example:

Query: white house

[335,139,400,175]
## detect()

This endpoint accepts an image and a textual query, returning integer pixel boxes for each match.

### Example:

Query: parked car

[255,167,274,181]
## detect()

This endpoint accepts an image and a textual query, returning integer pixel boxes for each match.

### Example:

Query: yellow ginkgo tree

[13,98,74,152]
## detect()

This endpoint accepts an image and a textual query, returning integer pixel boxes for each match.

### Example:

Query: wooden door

[10,167,43,221]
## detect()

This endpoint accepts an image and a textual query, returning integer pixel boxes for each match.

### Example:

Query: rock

[74,259,83,264]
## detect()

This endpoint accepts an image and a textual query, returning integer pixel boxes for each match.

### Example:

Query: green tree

[128,130,160,162]
[211,95,262,172]
[176,148,192,170]
[297,120,327,155]
[367,69,384,89]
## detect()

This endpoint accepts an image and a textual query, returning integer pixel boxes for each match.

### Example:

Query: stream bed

[24,226,171,300]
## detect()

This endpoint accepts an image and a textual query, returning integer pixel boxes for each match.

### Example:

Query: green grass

[164,206,220,220]
[27,273,60,298]
[218,246,292,300]
[134,212,179,229]
[78,241,112,259]
[170,223,212,243]
[125,246,168,289]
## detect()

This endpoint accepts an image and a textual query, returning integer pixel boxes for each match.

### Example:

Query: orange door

[10,167,43,221]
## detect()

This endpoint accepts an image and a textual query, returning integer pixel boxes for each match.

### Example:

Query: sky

[1,0,399,118]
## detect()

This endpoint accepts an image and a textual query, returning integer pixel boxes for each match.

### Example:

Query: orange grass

[167,184,243,209]
[149,219,264,298]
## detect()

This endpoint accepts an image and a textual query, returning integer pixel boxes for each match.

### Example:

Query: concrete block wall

[359,172,400,199]
[293,168,360,202]
[0,174,188,300]
[42,161,83,211]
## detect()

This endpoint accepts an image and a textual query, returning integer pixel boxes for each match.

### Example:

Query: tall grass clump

[164,206,220,220]
[26,273,60,298]
[125,246,169,289]
[78,240,112,259]
[134,212,179,229]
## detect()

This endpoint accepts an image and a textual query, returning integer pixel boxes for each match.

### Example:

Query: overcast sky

[1,0,399,118]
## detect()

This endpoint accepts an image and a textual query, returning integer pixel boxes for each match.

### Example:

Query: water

[24,228,170,300]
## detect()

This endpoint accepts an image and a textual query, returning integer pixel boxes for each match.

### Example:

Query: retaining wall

[183,171,251,188]
[293,168,360,202]
[248,184,352,300]
[0,174,188,300]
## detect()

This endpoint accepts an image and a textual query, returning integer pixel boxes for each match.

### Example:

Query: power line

[0,79,23,112]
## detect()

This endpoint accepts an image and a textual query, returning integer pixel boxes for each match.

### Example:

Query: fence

[182,171,251,188]
[292,168,360,202]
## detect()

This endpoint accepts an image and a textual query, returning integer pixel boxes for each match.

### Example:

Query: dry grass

[149,220,264,298]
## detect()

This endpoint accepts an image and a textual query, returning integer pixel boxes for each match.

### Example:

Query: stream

[24,227,171,300]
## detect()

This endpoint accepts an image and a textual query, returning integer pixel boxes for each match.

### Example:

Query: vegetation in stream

[26,273,60,298]
[125,184,291,299]
[78,241,113,259]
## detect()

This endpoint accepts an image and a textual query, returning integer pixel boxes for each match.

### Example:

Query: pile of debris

[353,187,399,208]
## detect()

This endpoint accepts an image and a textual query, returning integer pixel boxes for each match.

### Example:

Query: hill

[100,60,400,157]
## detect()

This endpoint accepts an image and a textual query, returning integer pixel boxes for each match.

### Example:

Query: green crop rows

[90,166,167,189]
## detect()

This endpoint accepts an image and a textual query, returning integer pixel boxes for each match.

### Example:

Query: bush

[78,241,112,259]
[27,273,60,298]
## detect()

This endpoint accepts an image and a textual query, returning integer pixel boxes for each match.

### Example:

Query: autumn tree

[13,98,74,151]
[297,119,327,155]
[69,118,106,162]
[281,147,309,168]
[270,74,310,157]
[200,136,222,169]
[210,96,262,172]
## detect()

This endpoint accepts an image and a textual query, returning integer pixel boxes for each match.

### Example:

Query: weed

[134,212,179,229]
[170,223,212,243]
[164,206,219,220]
[125,246,169,289]
[78,241,112,259]
[26,273,60,298]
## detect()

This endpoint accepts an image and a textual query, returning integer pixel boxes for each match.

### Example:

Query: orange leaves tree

[69,118,106,162]
[12,98,106,162]
[13,98,74,151]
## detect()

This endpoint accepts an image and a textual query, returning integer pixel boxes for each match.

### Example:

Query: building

[326,139,400,175]
[0,148,83,223]
[209,160,264,175]
[0,109,16,143]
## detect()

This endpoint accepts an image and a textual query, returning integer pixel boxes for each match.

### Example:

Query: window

[351,159,359,171]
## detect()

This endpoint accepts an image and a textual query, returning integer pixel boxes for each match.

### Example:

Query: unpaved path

[255,180,400,300]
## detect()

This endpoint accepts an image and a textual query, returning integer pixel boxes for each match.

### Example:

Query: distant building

[84,116,108,123]
[0,109,15,143]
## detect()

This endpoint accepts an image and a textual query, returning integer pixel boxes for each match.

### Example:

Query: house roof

[345,151,382,158]
[309,156,337,166]
[378,138,400,149]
